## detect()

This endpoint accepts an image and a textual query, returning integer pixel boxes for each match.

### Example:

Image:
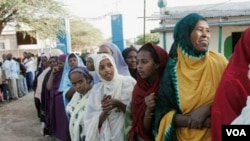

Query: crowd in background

[0,52,37,102]
[0,12,250,141]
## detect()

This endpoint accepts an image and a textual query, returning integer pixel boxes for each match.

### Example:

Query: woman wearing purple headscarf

[46,54,71,141]
[98,42,131,76]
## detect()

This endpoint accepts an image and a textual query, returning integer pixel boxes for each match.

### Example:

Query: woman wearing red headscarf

[211,27,250,141]
[127,42,169,141]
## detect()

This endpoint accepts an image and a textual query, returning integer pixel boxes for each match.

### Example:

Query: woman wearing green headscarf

[154,13,228,141]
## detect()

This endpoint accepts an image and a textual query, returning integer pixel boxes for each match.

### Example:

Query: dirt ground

[0,92,50,141]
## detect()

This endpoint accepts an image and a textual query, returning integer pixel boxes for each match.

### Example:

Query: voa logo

[226,129,246,136]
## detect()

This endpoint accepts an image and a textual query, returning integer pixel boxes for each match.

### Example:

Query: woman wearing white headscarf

[86,53,100,84]
[84,54,136,141]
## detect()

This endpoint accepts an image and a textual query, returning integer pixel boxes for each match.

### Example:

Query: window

[0,43,5,49]
[16,31,37,45]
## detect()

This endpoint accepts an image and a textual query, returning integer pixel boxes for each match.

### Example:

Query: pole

[143,0,146,44]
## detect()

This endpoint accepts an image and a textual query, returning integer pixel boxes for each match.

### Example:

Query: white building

[0,23,63,61]
[151,1,250,59]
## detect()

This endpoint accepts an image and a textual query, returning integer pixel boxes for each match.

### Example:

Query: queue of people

[0,52,36,103]
[1,12,249,141]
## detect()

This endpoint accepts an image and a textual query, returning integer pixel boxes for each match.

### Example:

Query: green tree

[0,0,68,39]
[135,33,160,45]
[70,19,104,52]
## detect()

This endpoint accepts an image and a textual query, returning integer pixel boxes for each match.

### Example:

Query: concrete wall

[157,25,249,57]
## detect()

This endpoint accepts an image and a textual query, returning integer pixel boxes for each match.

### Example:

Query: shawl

[34,67,51,101]
[129,43,169,141]
[211,27,250,141]
[154,13,228,141]
[66,91,90,141]
[99,42,131,76]
[84,54,136,141]
[58,53,85,110]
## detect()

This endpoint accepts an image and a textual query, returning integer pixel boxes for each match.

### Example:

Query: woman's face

[86,57,95,71]
[69,57,78,68]
[137,50,159,80]
[41,56,49,67]
[125,51,137,70]
[98,46,113,56]
[70,72,90,94]
[58,60,65,70]
[49,58,57,68]
[98,58,114,81]
[190,20,211,53]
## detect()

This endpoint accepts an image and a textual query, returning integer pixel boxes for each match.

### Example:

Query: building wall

[0,34,18,50]
[158,25,249,58]
[0,32,63,62]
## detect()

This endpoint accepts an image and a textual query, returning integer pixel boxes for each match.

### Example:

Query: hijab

[58,54,67,62]
[86,53,100,84]
[170,13,208,59]
[99,42,131,76]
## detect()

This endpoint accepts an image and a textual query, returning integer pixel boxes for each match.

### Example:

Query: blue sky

[63,0,250,39]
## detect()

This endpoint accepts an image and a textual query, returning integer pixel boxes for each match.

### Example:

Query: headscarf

[122,46,138,79]
[84,54,136,141]
[58,54,67,62]
[38,53,51,70]
[41,53,50,60]
[99,42,131,76]
[170,13,208,58]
[154,13,228,141]
[211,27,250,141]
[86,53,100,84]
[129,43,169,141]
[68,66,93,83]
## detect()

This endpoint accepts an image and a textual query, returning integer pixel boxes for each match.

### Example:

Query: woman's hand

[188,105,211,129]
[51,66,59,76]
[144,93,157,113]
[101,95,112,114]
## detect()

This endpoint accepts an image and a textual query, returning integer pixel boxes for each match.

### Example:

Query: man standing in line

[4,53,19,100]
[23,52,34,92]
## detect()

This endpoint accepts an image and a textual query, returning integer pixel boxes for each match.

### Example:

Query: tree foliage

[0,0,68,39]
[70,19,104,52]
[135,33,160,45]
